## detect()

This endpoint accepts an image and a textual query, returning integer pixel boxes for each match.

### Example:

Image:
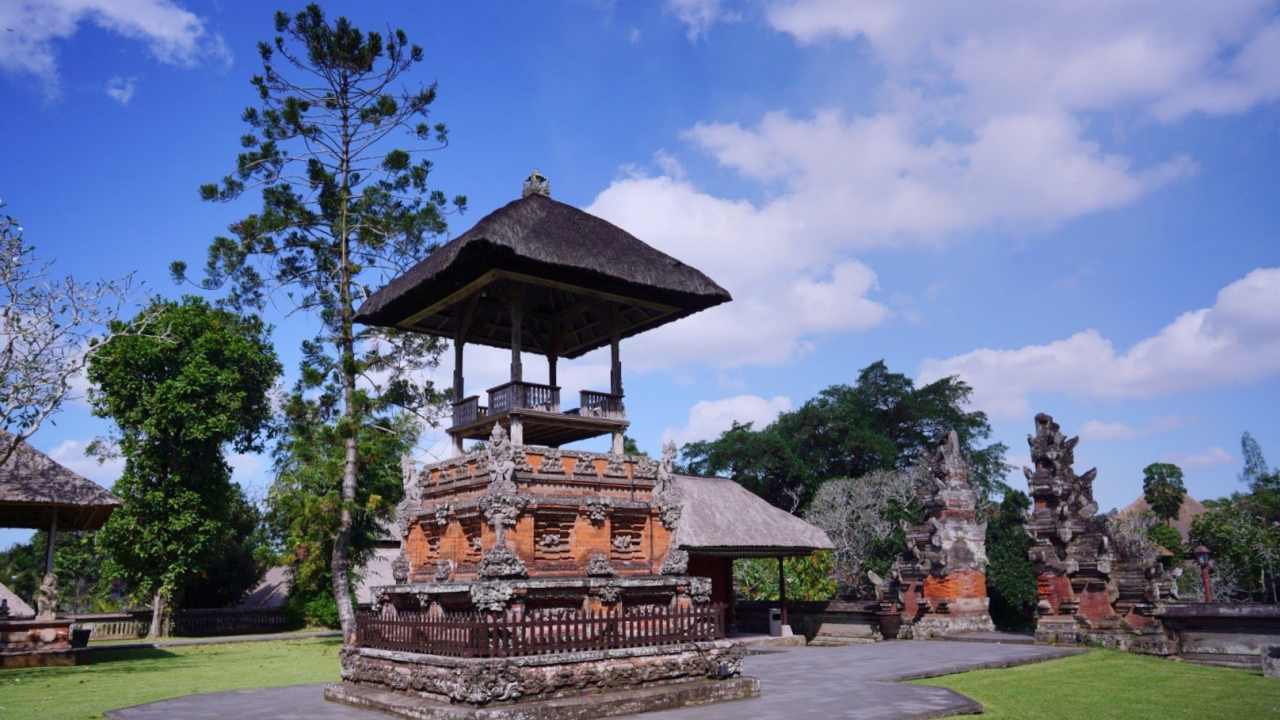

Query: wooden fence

[356,604,726,658]
[69,608,293,640]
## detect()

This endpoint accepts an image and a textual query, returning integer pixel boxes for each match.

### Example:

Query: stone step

[938,631,1036,645]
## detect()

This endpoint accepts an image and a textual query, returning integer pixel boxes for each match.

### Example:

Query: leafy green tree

[733,553,837,602]
[1191,500,1280,602]
[683,361,1007,513]
[88,296,280,635]
[174,4,463,638]
[265,380,418,628]
[1147,523,1184,560]
[1142,463,1187,526]
[985,490,1038,631]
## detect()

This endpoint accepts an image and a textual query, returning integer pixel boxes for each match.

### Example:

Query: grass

[0,638,341,720]
[915,649,1280,719]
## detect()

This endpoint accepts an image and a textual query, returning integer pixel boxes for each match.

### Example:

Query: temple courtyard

[3,637,1278,720]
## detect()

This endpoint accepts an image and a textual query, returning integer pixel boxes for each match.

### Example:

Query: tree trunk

[148,589,167,638]
[331,111,359,640]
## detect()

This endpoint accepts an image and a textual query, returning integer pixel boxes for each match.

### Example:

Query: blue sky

[3,1,1279,549]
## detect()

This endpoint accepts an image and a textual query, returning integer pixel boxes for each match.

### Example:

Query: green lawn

[916,649,1280,719]
[0,638,341,720]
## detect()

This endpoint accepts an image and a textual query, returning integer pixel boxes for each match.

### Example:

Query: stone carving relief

[434,559,454,583]
[486,424,518,495]
[391,551,410,584]
[478,546,527,579]
[582,497,612,525]
[586,551,615,577]
[469,582,515,612]
[660,548,689,576]
[395,454,422,538]
[654,441,683,530]
[432,502,453,527]
[688,577,713,604]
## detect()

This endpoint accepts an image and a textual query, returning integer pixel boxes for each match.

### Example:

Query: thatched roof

[672,475,833,557]
[1119,494,1207,542]
[0,433,121,531]
[355,193,731,358]
[0,580,35,619]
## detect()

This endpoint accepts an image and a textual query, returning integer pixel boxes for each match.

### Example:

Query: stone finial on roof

[522,169,550,198]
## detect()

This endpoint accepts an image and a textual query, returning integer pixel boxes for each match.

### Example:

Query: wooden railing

[67,607,293,640]
[355,604,725,658]
[67,611,151,641]
[452,396,488,427]
[487,381,560,414]
[579,390,625,419]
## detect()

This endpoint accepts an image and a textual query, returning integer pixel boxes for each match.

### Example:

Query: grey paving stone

[107,641,1077,720]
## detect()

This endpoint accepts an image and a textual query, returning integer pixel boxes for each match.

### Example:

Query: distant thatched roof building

[672,475,834,557]
[1119,494,1208,542]
[355,192,732,358]
[0,580,35,619]
[0,433,120,531]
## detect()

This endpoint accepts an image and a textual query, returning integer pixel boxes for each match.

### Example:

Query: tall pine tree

[173,5,464,638]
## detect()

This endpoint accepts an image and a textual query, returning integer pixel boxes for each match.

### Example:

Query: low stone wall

[735,601,882,644]
[339,640,747,706]
[1158,603,1280,669]
[0,618,75,668]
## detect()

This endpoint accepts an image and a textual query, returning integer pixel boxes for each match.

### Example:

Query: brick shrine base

[0,618,77,668]
[324,676,759,720]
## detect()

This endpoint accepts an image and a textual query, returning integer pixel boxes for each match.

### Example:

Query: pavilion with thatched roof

[356,171,731,452]
[0,432,119,666]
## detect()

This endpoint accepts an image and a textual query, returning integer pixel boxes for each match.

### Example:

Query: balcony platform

[450,381,627,447]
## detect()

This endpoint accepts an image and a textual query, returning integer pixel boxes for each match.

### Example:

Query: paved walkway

[107,641,1077,720]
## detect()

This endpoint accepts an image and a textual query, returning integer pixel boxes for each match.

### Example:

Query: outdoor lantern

[1193,545,1214,601]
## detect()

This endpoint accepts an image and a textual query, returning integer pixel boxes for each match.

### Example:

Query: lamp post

[1193,545,1214,601]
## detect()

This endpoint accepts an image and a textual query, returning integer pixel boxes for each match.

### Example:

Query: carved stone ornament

[478,546,528,579]
[596,582,622,604]
[538,532,563,549]
[35,572,57,619]
[661,548,689,576]
[658,498,683,530]
[586,551,615,577]
[582,497,612,525]
[540,449,564,474]
[479,493,529,548]
[432,503,453,527]
[522,169,551,198]
[470,582,515,612]
[604,453,627,477]
[395,454,423,538]
[654,440,684,529]
[688,577,713,604]
[434,559,454,582]
[486,424,518,495]
[391,551,411,584]
[611,534,633,552]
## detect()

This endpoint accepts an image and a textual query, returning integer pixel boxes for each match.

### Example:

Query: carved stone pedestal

[0,618,76,668]
[329,642,755,720]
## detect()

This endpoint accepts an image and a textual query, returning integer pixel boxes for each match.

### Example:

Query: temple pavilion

[0,432,121,666]
[327,173,831,719]
[355,170,731,455]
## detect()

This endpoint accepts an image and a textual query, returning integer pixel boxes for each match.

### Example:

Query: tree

[174,5,464,639]
[985,490,1038,630]
[1241,431,1271,489]
[265,381,418,628]
[88,296,280,635]
[0,201,150,466]
[803,468,918,597]
[682,361,1008,513]
[1142,462,1186,526]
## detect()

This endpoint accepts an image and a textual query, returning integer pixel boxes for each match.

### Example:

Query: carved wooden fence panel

[356,604,725,658]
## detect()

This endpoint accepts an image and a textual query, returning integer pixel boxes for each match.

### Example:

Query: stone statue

[654,441,683,529]
[35,572,57,619]
[486,424,518,495]
[522,169,551,198]
[395,454,422,539]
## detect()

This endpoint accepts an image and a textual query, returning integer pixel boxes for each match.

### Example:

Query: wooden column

[509,289,524,383]
[778,556,788,627]
[44,512,57,579]
[548,317,559,389]
[452,294,480,457]
[609,305,622,397]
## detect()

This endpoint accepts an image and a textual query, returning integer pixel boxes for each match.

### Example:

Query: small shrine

[326,174,763,719]
[884,431,994,638]
[1024,413,1175,653]
[0,432,121,667]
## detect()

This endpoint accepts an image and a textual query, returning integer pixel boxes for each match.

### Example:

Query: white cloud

[1080,415,1185,442]
[47,438,122,487]
[104,75,136,104]
[764,0,1280,121]
[0,0,231,99]
[662,394,792,446]
[919,268,1280,418]
[1166,446,1234,468]
[665,0,740,40]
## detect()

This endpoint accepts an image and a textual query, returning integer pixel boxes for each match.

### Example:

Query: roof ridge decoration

[522,169,550,198]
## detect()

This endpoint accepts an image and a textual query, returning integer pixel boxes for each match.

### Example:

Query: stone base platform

[0,618,76,668]
[325,676,759,720]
